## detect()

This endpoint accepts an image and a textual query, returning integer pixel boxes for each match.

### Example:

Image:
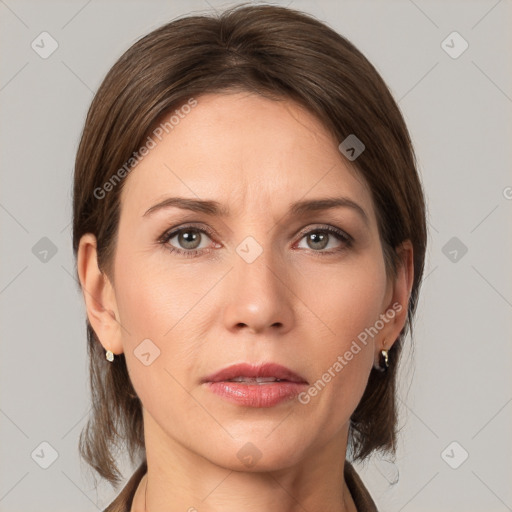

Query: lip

[202,363,308,408]
[202,363,308,384]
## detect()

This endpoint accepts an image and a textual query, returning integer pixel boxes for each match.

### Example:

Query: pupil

[309,232,328,250]
[180,230,200,249]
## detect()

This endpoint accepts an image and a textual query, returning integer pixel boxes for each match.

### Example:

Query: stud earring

[106,350,114,362]
[376,349,389,372]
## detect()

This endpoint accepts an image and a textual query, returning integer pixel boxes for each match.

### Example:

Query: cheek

[299,251,388,347]
[114,241,202,338]
[297,252,387,406]
[112,245,210,392]
[112,255,205,420]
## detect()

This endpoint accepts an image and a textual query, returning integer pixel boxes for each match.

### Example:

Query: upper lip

[202,363,308,384]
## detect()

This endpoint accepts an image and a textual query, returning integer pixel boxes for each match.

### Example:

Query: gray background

[1,0,511,510]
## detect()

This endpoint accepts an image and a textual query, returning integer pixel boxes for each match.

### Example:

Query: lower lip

[205,381,308,408]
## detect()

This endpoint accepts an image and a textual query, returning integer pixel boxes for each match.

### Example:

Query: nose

[222,240,295,336]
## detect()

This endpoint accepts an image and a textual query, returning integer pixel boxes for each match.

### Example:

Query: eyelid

[158,222,217,244]
[159,222,352,244]
[294,223,352,243]
[158,221,353,259]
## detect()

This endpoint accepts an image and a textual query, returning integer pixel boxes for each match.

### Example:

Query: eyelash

[157,223,353,259]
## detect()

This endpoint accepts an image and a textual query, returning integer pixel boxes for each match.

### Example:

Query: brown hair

[73,3,426,487]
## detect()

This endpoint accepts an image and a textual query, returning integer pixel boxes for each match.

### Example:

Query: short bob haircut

[73,3,427,487]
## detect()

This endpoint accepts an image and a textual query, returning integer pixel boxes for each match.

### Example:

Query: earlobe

[76,233,123,355]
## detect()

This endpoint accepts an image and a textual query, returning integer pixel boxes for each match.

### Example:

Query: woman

[73,4,426,511]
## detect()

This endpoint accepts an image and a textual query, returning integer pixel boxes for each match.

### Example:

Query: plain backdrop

[1,0,511,511]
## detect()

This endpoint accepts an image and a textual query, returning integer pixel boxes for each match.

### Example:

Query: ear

[374,240,414,366]
[76,233,123,356]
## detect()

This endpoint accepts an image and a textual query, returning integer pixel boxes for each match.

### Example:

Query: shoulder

[103,459,147,512]
[344,460,379,512]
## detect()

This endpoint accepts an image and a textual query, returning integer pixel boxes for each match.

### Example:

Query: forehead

[119,92,375,221]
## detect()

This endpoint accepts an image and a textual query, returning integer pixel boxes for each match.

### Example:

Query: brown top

[103,459,378,512]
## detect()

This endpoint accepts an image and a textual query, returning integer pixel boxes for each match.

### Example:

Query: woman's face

[98,92,408,470]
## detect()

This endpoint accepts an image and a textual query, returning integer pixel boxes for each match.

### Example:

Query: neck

[131,413,357,512]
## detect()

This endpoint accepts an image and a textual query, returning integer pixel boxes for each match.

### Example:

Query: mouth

[202,362,308,385]
[224,377,290,384]
[202,363,308,408]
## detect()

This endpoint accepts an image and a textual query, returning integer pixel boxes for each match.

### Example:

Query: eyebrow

[143,196,368,224]
[143,197,230,217]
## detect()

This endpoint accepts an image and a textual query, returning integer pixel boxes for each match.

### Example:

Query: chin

[202,432,309,472]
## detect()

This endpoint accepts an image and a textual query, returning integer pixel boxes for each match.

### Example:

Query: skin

[77,91,413,512]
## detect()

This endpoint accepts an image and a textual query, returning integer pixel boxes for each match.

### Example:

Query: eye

[168,228,209,250]
[158,224,218,258]
[295,226,352,254]
[158,223,352,258]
